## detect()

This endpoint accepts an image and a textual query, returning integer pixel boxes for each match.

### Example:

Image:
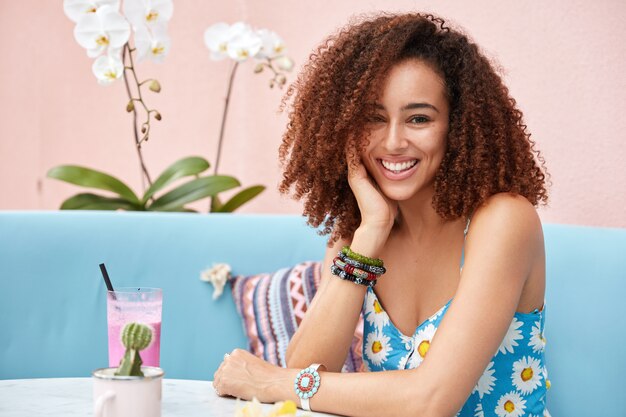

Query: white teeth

[381,159,418,173]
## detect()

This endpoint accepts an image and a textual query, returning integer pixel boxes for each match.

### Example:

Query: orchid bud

[276,56,294,72]
[149,80,161,92]
[141,126,147,133]
[126,100,135,112]
[254,63,264,73]
[277,74,287,86]
[154,112,162,121]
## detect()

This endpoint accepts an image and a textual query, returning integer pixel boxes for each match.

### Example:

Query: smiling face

[361,58,450,204]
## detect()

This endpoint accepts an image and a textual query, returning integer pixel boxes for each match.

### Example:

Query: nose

[382,122,408,152]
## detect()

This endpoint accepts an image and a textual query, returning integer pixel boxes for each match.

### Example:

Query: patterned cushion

[230,261,364,372]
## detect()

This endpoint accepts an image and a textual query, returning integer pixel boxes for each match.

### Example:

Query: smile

[380,159,418,174]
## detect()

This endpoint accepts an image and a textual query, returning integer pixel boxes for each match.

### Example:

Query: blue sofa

[0,211,624,416]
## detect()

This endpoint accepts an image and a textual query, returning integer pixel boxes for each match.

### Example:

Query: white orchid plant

[48,1,266,212]
[202,21,294,210]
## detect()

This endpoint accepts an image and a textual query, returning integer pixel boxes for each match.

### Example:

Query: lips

[380,159,418,173]
[377,158,419,180]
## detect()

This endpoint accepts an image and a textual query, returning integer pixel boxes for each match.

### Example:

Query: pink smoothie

[108,321,161,367]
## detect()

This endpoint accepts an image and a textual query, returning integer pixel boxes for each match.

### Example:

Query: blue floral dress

[362,287,551,417]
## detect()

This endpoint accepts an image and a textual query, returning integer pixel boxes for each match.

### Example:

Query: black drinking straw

[99,263,116,300]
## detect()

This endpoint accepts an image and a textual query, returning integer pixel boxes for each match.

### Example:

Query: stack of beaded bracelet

[330,246,386,287]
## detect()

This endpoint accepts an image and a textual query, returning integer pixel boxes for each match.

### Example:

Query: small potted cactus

[115,322,154,377]
[92,322,165,417]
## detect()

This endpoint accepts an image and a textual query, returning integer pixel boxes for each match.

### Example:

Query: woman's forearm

[286,225,390,371]
[273,367,441,417]
[285,275,366,371]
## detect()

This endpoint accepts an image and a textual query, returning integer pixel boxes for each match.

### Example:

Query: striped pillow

[231,261,364,372]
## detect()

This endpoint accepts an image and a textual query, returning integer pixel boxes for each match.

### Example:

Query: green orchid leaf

[213,185,265,213]
[151,206,198,213]
[47,165,140,204]
[210,195,223,212]
[142,156,211,204]
[59,193,141,211]
[148,175,240,211]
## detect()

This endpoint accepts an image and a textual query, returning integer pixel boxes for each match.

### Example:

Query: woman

[213,12,550,417]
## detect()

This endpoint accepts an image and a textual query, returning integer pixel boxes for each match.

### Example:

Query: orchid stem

[122,43,153,190]
[214,61,239,176]
[208,61,239,212]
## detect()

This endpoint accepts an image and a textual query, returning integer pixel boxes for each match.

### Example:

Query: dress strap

[460,215,472,270]
[463,216,471,239]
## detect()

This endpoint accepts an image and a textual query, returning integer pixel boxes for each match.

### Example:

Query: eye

[408,115,430,124]
[367,115,386,123]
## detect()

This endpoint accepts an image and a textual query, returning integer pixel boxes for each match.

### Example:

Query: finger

[213,378,221,396]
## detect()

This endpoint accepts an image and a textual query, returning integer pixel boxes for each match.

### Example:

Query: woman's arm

[285,237,367,371]
[216,194,545,417]
[286,158,397,371]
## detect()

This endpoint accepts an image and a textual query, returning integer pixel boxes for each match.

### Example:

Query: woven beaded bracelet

[341,246,384,267]
[333,257,378,281]
[338,252,386,275]
[331,264,377,288]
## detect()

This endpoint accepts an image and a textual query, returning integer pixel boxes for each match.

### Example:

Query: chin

[379,186,419,202]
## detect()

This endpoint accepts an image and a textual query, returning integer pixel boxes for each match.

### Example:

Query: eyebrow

[374,102,440,113]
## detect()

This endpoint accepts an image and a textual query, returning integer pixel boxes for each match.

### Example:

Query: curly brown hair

[279,12,548,241]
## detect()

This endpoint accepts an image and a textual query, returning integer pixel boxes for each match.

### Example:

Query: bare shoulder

[466,193,544,264]
[472,193,542,237]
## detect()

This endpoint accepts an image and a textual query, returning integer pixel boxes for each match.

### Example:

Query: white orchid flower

[92,52,124,85]
[227,29,262,62]
[204,22,251,61]
[134,23,171,62]
[74,5,130,58]
[275,56,295,72]
[123,0,174,28]
[63,0,120,23]
[107,46,123,61]
[255,29,286,59]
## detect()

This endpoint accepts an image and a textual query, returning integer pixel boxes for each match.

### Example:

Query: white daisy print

[364,331,392,367]
[364,291,390,331]
[495,391,526,417]
[397,351,411,369]
[473,361,497,399]
[474,403,484,417]
[408,323,437,368]
[542,366,551,390]
[498,317,524,355]
[544,409,552,417]
[528,321,546,353]
[511,356,542,394]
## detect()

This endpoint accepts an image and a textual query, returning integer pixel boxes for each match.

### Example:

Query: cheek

[361,154,377,177]
[360,143,378,168]
[423,128,448,159]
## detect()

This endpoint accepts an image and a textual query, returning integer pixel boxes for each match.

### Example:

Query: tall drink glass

[107,287,162,367]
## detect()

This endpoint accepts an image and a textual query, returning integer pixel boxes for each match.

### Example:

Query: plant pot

[92,366,164,417]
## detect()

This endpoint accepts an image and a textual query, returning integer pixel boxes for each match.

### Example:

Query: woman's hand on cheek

[348,158,398,231]
[213,349,288,403]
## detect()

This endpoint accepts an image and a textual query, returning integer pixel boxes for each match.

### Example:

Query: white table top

[0,378,338,417]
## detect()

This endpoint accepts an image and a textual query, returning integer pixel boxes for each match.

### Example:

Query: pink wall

[1,0,624,228]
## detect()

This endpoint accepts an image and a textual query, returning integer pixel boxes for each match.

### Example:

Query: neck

[394,188,459,243]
